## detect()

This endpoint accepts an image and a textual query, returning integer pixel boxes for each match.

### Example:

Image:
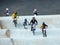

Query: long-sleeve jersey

[30,19,38,24]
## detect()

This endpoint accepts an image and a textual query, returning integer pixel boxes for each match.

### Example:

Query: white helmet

[34,9,37,11]
[6,8,9,10]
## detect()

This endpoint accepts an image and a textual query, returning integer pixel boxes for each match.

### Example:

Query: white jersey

[6,13,9,15]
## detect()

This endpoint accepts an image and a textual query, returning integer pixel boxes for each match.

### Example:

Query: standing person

[4,8,10,16]
[40,22,48,37]
[30,17,38,35]
[23,18,29,29]
[33,9,38,16]
[12,12,18,27]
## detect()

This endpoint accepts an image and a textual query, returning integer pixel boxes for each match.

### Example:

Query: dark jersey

[42,23,48,29]
[34,11,38,15]
[30,19,38,24]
